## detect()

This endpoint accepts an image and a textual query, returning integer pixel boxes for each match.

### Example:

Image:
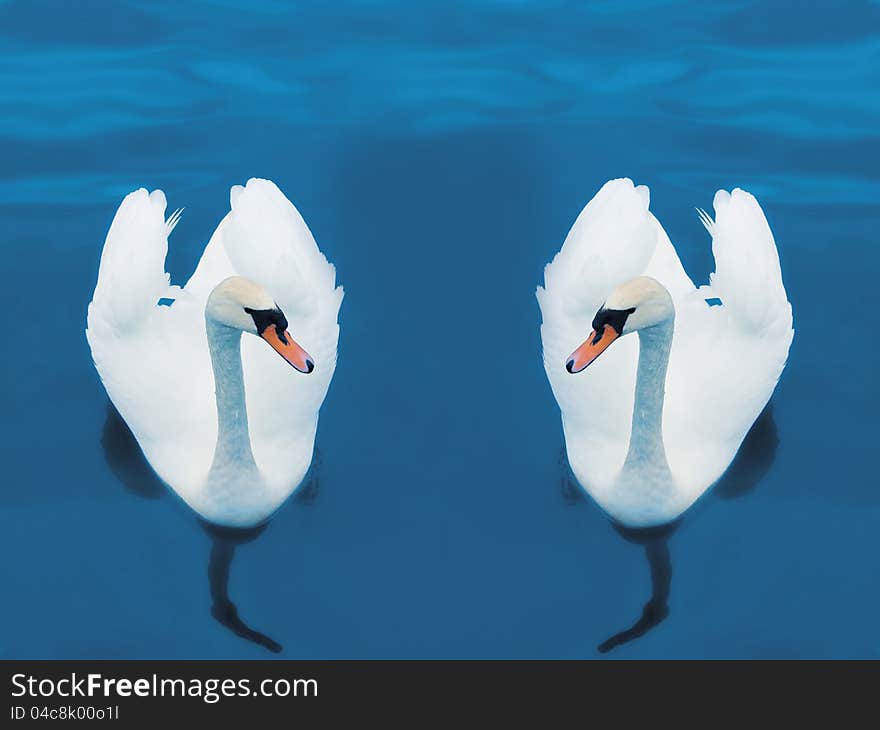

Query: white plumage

[538,179,792,527]
[87,178,343,527]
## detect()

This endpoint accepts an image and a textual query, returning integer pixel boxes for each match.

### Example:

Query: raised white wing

[537,178,661,491]
[213,179,344,492]
[663,189,793,496]
[86,189,216,492]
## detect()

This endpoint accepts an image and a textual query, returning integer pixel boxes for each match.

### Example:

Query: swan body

[87,179,343,527]
[538,179,792,527]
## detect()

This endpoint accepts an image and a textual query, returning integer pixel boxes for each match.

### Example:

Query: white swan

[87,178,343,527]
[538,179,793,527]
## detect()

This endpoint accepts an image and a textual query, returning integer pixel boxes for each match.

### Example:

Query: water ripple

[0,1,876,140]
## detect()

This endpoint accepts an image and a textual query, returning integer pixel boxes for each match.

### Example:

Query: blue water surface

[1,0,878,659]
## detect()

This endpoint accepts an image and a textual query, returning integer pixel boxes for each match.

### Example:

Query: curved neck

[206,320,257,476]
[623,320,673,475]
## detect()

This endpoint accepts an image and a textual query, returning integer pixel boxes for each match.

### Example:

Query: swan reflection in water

[101,403,321,654]
[201,521,280,653]
[562,403,779,654]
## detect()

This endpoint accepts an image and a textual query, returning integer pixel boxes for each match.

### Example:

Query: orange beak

[260,324,314,374]
[566,325,620,373]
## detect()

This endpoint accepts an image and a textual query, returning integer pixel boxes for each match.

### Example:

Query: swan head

[206,276,315,374]
[566,276,673,374]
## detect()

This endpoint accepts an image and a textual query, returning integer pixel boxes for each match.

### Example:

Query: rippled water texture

[1,0,877,658]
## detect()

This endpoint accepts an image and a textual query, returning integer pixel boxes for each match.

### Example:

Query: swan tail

[221,178,343,325]
[701,189,793,342]
[87,188,181,340]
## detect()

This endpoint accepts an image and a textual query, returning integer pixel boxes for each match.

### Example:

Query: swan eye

[244,306,289,337]
[592,306,636,335]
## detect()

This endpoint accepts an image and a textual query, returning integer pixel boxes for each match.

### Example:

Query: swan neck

[625,320,673,469]
[206,320,256,473]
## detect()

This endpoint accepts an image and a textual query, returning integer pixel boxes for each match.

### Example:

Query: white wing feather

[86,189,215,492]
[663,190,793,496]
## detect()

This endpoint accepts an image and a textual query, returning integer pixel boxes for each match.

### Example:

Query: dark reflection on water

[599,521,678,654]
[559,446,586,506]
[100,402,300,654]
[294,448,321,505]
[714,404,778,501]
[562,402,779,654]
[200,521,281,654]
[101,404,162,500]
